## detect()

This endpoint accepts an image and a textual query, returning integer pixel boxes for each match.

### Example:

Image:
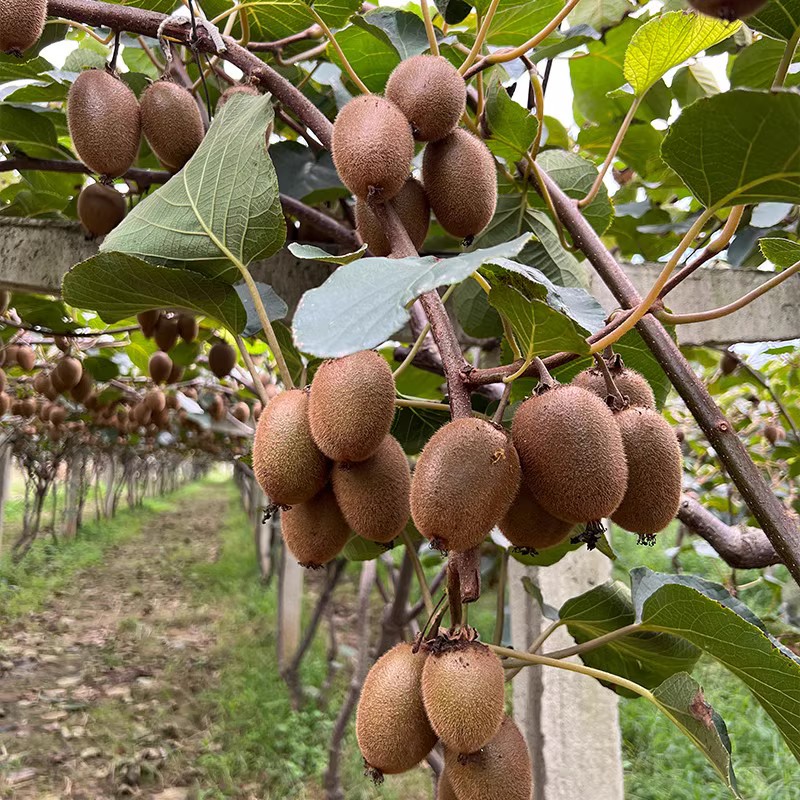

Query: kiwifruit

[177,313,199,343]
[0,0,46,56]
[355,177,430,256]
[765,423,786,445]
[206,342,235,378]
[49,405,66,426]
[16,345,35,371]
[68,70,142,178]
[231,401,250,423]
[138,310,160,338]
[209,394,226,421]
[611,407,682,537]
[687,0,766,20]
[0,392,8,416]
[70,370,94,403]
[443,716,532,800]
[331,434,410,543]
[437,773,459,800]
[32,371,49,394]
[422,638,505,754]
[149,351,173,384]
[77,182,126,237]
[331,95,414,200]
[500,483,574,551]
[356,642,437,777]
[308,350,395,463]
[167,363,184,384]
[253,389,330,505]
[20,397,36,417]
[154,315,179,352]
[512,385,628,524]
[252,400,262,421]
[410,418,520,552]
[720,350,739,375]
[280,485,351,567]
[572,365,655,410]
[385,55,466,142]
[422,128,497,240]
[39,401,52,421]
[144,388,166,414]
[0,368,5,392]
[41,375,59,401]
[54,356,82,390]
[140,80,205,172]
[153,405,170,429]
[216,84,259,111]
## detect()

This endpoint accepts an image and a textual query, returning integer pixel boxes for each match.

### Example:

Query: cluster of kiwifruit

[332,55,497,249]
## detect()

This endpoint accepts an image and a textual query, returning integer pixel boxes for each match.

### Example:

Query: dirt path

[0,480,232,800]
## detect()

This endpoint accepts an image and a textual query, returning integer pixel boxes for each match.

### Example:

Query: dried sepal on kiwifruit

[687,0,766,20]
[208,341,237,379]
[77,182,126,237]
[0,0,47,56]
[308,350,396,463]
[410,418,520,552]
[356,641,437,780]
[500,482,574,552]
[572,362,655,410]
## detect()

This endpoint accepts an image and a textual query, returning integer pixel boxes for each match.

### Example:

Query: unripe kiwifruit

[500,483,574,551]
[308,350,395,463]
[331,95,414,200]
[177,313,198,343]
[144,388,166,414]
[572,365,655,410]
[0,392,8,416]
[77,183,126,237]
[138,310,160,338]
[612,407,682,536]
[0,0,46,55]
[216,84,259,111]
[720,350,739,375]
[154,315,179,352]
[149,351,173,384]
[385,55,466,142]
[231,401,250,423]
[443,716,533,800]
[355,177,430,256]
[437,773,459,800]
[54,356,82,390]
[16,345,35,371]
[70,370,94,403]
[140,80,205,172]
[68,70,142,178]
[331,434,410,543]
[687,0,766,20]
[765,423,786,445]
[356,642,437,777]
[512,385,628,524]
[411,418,520,552]
[422,638,505,753]
[208,341,236,378]
[253,389,330,505]
[280,485,351,567]
[422,128,497,240]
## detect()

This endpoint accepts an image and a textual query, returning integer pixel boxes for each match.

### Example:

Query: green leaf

[452,279,503,338]
[272,321,308,387]
[434,0,472,24]
[100,94,285,282]
[0,106,63,159]
[661,89,800,211]
[245,0,360,42]
[288,242,368,264]
[63,47,107,73]
[235,282,288,337]
[328,21,400,93]
[270,141,347,204]
[730,38,800,90]
[0,54,53,82]
[484,77,538,163]
[10,295,77,332]
[759,237,800,267]
[62,253,248,334]
[342,535,390,561]
[475,0,564,47]
[671,63,721,106]
[391,404,450,454]
[749,0,800,41]
[82,354,121,381]
[352,9,433,59]
[568,0,636,32]
[578,122,667,181]
[623,12,739,97]
[519,576,559,620]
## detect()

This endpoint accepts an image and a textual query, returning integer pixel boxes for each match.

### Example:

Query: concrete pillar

[253,485,273,580]
[277,523,304,669]
[0,444,12,558]
[62,455,82,538]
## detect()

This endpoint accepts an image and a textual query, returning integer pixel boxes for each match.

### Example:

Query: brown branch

[0,156,170,187]
[0,319,139,338]
[247,25,322,52]
[280,194,361,249]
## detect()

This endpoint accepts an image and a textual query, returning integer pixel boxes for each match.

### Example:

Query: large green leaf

[484,76,538,163]
[101,94,285,282]
[749,0,800,41]
[729,38,800,90]
[578,122,667,181]
[0,106,63,159]
[328,21,401,93]
[569,0,635,32]
[671,62,720,106]
[0,54,52,82]
[661,89,800,211]
[473,0,564,46]
[759,237,800,267]
[352,9,433,59]
[270,141,347,205]
[244,0,360,42]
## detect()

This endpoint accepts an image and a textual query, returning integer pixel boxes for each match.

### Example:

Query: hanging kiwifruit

[231,401,250,423]
[331,434,410,543]
[611,407,682,537]
[437,773,459,800]
[154,315,179,352]
[765,423,786,445]
[20,397,36,418]
[68,69,142,178]
[356,642,437,778]
[54,336,70,353]
[443,716,533,800]
[140,80,205,172]
[144,388,166,414]
[308,350,396,463]
[331,95,414,200]
[720,350,739,375]
[208,341,237,378]
[0,367,5,393]
[77,182,126,237]
[385,55,467,142]
[687,0,766,20]
[572,364,655,410]
[0,392,8,416]
[500,483,574,551]
[54,356,82,391]
[0,0,46,55]
[355,177,430,256]
[512,385,628,524]
[422,637,505,754]
[209,394,227,421]
[280,485,351,567]
[422,128,497,240]
[216,84,259,111]
[149,351,173,384]
[16,345,35,371]
[70,370,94,403]
[49,405,66,426]
[167,362,184,384]
[253,389,330,505]
[138,310,160,339]
[177,313,199,343]
[411,418,520,552]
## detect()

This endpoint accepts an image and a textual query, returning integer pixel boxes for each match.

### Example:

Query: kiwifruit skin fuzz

[687,0,766,19]
[281,484,351,567]
[308,350,396,463]
[512,385,628,524]
[355,177,430,256]
[410,418,520,552]
[385,55,467,142]
[332,95,414,200]
[216,84,259,111]
[422,640,505,754]
[253,389,330,505]
[0,0,47,55]
[208,342,236,378]
[500,483,574,550]
[332,434,410,543]
[77,183,126,237]
[356,642,438,775]
[149,351,172,384]
[437,773,459,800]
[54,357,82,391]
[572,366,656,410]
[68,70,142,178]
[611,407,682,535]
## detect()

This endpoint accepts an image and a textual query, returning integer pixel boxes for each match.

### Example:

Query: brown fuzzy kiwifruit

[356,642,437,778]
[355,177,430,256]
[500,483,574,551]
[385,55,466,142]
[572,365,655,410]
[209,394,226,421]
[208,341,237,379]
[765,423,786,445]
[149,351,173,384]
[68,70,141,178]
[54,356,82,390]
[32,371,49,394]
[612,407,682,538]
[16,345,35,371]
[280,485,351,567]
[41,375,59,401]
[444,716,532,800]
[410,418,520,552]
[54,336,70,353]
[70,370,94,403]
[77,183,126,237]
[0,0,46,55]
[512,385,628,524]
[720,350,739,375]
[138,310,160,338]
[49,405,66,426]
[154,315,179,352]
[331,434,410,543]
[331,95,414,200]
[0,367,5,393]
[308,350,395,463]
[167,363,184,384]
[422,128,497,240]
[20,397,36,418]
[687,0,766,20]
[253,389,330,505]
[140,80,205,172]
[231,401,250,423]
[0,392,9,416]
[437,773,459,800]
[144,388,166,414]
[177,313,199,343]
[422,638,505,754]
[216,84,259,111]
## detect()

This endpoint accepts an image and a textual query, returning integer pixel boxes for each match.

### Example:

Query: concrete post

[253,484,273,580]
[277,516,304,669]
[0,444,12,558]
[62,455,82,538]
